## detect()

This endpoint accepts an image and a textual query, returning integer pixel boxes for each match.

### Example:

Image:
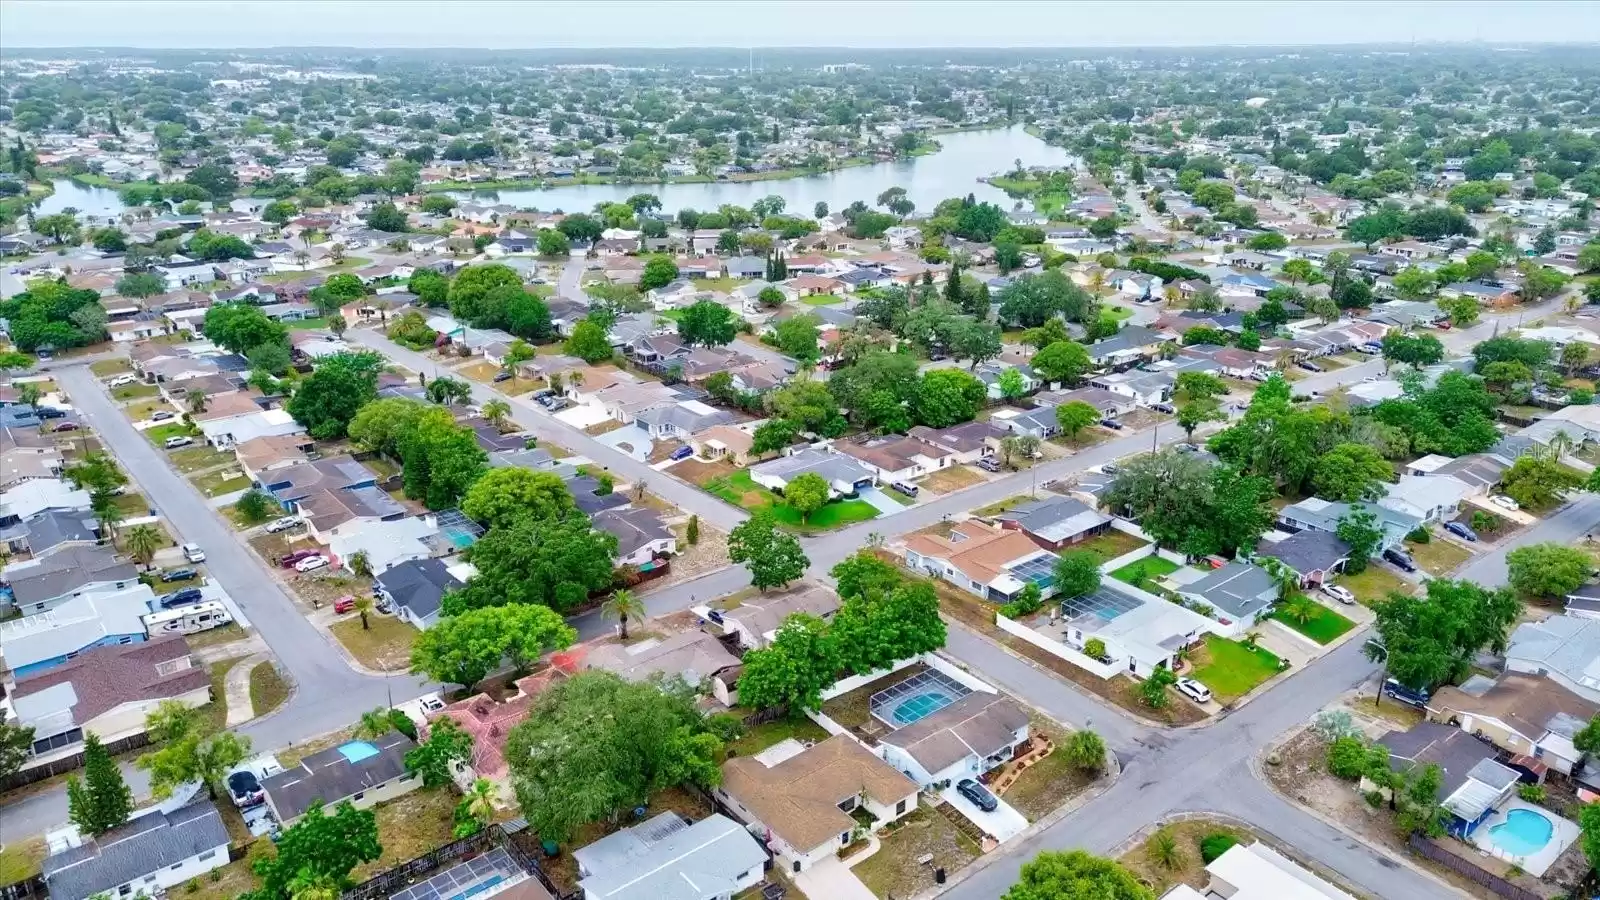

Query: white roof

[1202,842,1353,900]
[329,516,438,574]
[0,479,91,520]
[0,585,156,670]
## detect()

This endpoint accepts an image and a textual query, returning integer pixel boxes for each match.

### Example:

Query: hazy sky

[3,0,1599,49]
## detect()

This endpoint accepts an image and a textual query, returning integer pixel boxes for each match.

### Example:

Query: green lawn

[1269,601,1356,645]
[192,470,251,497]
[91,358,131,377]
[1073,529,1151,563]
[692,276,748,293]
[1406,533,1473,577]
[801,293,845,306]
[1103,305,1134,322]
[1337,566,1413,607]
[286,316,330,330]
[1110,555,1180,588]
[704,469,880,532]
[1188,635,1283,702]
[656,308,686,322]
[146,422,201,447]
[727,716,830,757]
[111,382,159,401]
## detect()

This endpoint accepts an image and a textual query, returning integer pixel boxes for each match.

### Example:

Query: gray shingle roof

[262,729,415,822]
[376,558,462,622]
[43,801,229,900]
[1181,561,1275,621]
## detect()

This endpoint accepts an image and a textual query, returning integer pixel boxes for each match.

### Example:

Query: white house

[878,692,1031,787]
[1159,841,1355,900]
[42,801,231,900]
[573,812,768,900]
[749,448,875,499]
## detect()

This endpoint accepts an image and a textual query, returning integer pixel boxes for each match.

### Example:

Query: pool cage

[868,668,973,729]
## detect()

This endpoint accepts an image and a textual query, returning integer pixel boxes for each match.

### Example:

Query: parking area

[939,784,1028,842]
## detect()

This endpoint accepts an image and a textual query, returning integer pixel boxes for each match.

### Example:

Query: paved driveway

[940,784,1028,842]
[857,486,907,516]
[793,856,876,900]
[593,424,652,461]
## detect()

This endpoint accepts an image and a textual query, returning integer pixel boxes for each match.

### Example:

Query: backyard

[1188,635,1283,702]
[1268,600,1356,645]
[1072,529,1151,564]
[726,716,831,758]
[1110,556,1180,592]
[701,469,879,531]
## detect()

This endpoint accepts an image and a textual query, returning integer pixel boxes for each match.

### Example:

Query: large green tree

[1371,579,1519,693]
[447,264,524,324]
[67,733,133,835]
[203,303,289,355]
[831,582,946,675]
[1506,543,1593,599]
[247,801,381,900]
[403,716,475,787]
[1002,850,1152,900]
[912,368,987,428]
[1312,443,1393,502]
[461,468,577,530]
[137,701,252,800]
[445,518,618,614]
[728,510,808,591]
[676,299,737,348]
[505,671,724,842]
[287,351,383,439]
[738,613,842,712]
[410,603,576,689]
[1052,551,1102,599]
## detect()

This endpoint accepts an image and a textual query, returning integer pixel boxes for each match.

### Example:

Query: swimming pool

[337,741,380,764]
[892,690,957,725]
[1487,808,1555,857]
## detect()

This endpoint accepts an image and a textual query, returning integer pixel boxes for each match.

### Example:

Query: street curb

[1249,725,1469,898]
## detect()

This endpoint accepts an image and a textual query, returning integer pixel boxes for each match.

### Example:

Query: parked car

[158,588,204,609]
[163,435,193,449]
[1383,547,1418,572]
[160,568,199,583]
[669,445,694,461]
[1295,360,1323,372]
[493,371,513,382]
[1322,584,1357,605]
[182,543,206,563]
[265,516,302,534]
[890,482,919,498]
[532,389,555,400]
[1150,402,1176,414]
[333,595,356,614]
[1383,678,1431,708]
[1174,442,1200,453]
[35,406,66,419]
[1444,521,1478,542]
[151,410,175,421]
[1175,677,1213,704]
[279,549,321,568]
[1356,343,1383,355]
[107,374,138,387]
[976,457,1002,473]
[956,778,999,812]
[547,399,569,411]
[226,770,264,809]
[1490,495,1520,511]
[1099,463,1120,475]
[53,422,80,432]
[294,555,329,573]
[1100,418,1124,430]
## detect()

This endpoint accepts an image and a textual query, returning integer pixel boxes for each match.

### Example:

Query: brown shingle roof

[1430,674,1600,741]
[722,735,917,851]
[11,635,208,724]
[902,522,1046,586]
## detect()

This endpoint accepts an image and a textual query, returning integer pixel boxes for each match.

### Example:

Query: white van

[142,600,233,637]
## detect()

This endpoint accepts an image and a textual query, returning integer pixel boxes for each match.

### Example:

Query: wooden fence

[1,731,151,792]
[1405,835,1543,900]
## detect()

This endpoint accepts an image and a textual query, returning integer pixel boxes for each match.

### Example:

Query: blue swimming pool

[1487,808,1555,857]
[337,741,380,763]
[892,690,957,725]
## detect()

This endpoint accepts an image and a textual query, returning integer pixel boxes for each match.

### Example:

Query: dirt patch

[921,465,989,494]
[291,570,373,609]
[852,805,983,899]
[821,662,930,735]
[652,521,732,588]
[648,440,687,463]
[1118,819,1257,897]
[330,614,414,671]
[585,418,627,437]
[675,456,740,486]
[997,717,1100,821]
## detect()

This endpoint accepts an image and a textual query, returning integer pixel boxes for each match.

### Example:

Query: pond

[35,178,127,221]
[448,125,1078,216]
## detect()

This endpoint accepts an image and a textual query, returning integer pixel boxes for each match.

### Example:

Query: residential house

[0,508,99,560]
[1050,580,1214,678]
[9,636,209,767]
[1158,841,1356,900]
[994,495,1113,550]
[1084,325,1169,369]
[261,729,421,826]
[834,433,962,485]
[974,362,1042,400]
[906,422,1004,464]
[377,558,465,631]
[878,692,1031,787]
[1407,453,1509,495]
[904,521,1060,606]
[234,433,315,483]
[1176,561,1277,638]
[573,812,767,900]
[198,406,304,451]
[593,507,677,568]
[1254,530,1349,587]
[1373,721,1523,838]
[1034,388,1137,420]
[633,400,733,442]
[1506,615,1600,707]
[1427,674,1599,777]
[430,671,563,804]
[42,801,231,900]
[567,630,740,687]
[709,583,840,651]
[1377,474,1474,525]
[0,443,63,490]
[1277,498,1420,553]
[0,478,92,526]
[328,515,439,575]
[1089,369,1176,407]
[0,585,156,679]
[296,486,408,545]
[719,735,918,873]
[750,448,875,499]
[688,423,758,467]
[4,545,139,617]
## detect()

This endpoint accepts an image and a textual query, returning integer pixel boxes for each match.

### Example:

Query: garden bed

[851,806,981,900]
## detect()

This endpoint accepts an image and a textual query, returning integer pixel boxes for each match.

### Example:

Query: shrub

[388,708,417,740]
[1199,832,1238,864]
[1406,526,1431,544]
[1364,790,1386,808]
[1518,783,1547,804]
[1326,735,1371,780]
[1083,637,1108,661]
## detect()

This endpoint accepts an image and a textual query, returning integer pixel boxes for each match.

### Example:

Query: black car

[160,568,199,582]
[957,778,999,812]
[1100,418,1124,430]
[35,406,66,419]
[493,371,513,382]
[159,587,204,608]
[1383,547,1418,572]
[227,770,264,808]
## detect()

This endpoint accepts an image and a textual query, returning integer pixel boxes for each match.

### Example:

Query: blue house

[0,585,155,678]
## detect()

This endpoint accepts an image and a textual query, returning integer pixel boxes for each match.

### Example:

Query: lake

[35,178,128,219]
[448,125,1078,216]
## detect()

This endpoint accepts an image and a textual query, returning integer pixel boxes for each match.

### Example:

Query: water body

[35,179,128,218]
[449,125,1078,216]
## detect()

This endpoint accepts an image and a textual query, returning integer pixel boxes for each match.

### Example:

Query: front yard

[702,469,879,532]
[1406,532,1473,577]
[329,614,415,671]
[1336,565,1413,607]
[1268,600,1356,645]
[1188,635,1283,702]
[851,806,982,900]
[919,465,989,494]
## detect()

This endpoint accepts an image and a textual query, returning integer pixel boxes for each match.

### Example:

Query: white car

[264,516,302,534]
[294,555,329,573]
[1490,495,1520,511]
[163,436,194,449]
[1322,584,1357,606]
[181,543,206,563]
[107,374,138,387]
[1175,677,1213,705]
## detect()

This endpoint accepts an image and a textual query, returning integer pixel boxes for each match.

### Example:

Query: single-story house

[42,801,231,900]
[1427,674,1598,777]
[709,583,841,651]
[1160,841,1357,900]
[749,448,875,499]
[1176,561,1277,637]
[568,630,740,686]
[1373,721,1522,837]
[878,692,1031,787]
[4,545,139,617]
[573,812,768,900]
[261,729,421,826]
[429,670,563,804]
[377,558,465,631]
[903,521,1059,606]
[593,507,677,567]
[1054,581,1215,678]
[1277,498,1420,553]
[1376,474,1475,525]
[719,735,918,873]
[0,585,155,679]
[994,495,1112,550]
[1252,530,1350,587]
[1505,615,1600,707]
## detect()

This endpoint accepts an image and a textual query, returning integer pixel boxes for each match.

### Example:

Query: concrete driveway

[593,424,652,461]
[1256,618,1321,669]
[857,486,907,516]
[793,856,876,900]
[940,784,1028,842]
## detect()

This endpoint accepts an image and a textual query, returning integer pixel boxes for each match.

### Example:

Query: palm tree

[1146,828,1184,870]
[463,777,497,824]
[1280,594,1319,626]
[355,707,393,739]
[122,524,163,569]
[601,589,645,641]
[187,390,208,415]
[482,399,511,430]
[93,495,125,548]
[354,595,374,630]
[348,550,373,579]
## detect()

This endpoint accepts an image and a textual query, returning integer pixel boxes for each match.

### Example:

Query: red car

[333,596,356,614]
[280,549,321,568]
